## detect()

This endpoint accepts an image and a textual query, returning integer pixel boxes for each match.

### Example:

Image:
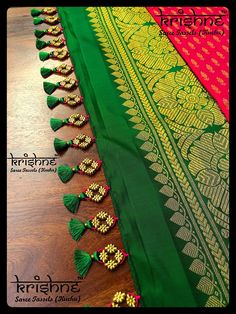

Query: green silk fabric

[58,7,229,307]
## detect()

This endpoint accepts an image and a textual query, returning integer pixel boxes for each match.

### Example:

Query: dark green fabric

[58,7,229,308]
[58,7,197,307]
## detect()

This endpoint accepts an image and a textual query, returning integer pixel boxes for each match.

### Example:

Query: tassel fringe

[31,8,42,17]
[57,164,75,183]
[43,81,59,95]
[54,137,71,152]
[34,29,46,38]
[33,17,44,25]
[47,96,62,109]
[68,218,87,241]
[74,249,93,278]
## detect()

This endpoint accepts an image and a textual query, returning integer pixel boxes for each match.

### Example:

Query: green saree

[58,7,229,307]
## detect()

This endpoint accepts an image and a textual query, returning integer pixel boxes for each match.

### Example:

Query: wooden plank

[7,7,136,307]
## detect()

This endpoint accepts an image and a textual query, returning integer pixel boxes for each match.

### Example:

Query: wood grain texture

[7,7,136,307]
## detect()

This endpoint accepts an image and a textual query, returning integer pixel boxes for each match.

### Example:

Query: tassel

[41,64,72,78]
[54,138,72,152]
[43,81,60,95]
[31,8,42,17]
[57,158,102,182]
[36,38,49,50]
[34,29,46,38]
[39,51,50,61]
[50,118,68,131]
[57,164,76,183]
[47,96,63,109]
[51,113,88,132]
[36,38,65,50]
[33,17,44,25]
[40,67,55,78]
[69,211,118,239]
[63,193,86,213]
[74,249,94,278]
[68,218,92,241]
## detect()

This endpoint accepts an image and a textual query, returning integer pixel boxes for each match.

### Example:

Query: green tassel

[43,81,59,95]
[33,17,44,25]
[47,96,63,109]
[31,8,42,17]
[40,67,53,78]
[63,193,86,213]
[36,39,48,50]
[57,164,74,183]
[68,218,87,241]
[74,249,93,278]
[50,117,68,131]
[34,29,46,38]
[39,51,50,61]
[54,138,71,152]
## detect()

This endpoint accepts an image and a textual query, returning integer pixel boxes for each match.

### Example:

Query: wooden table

[7,7,135,307]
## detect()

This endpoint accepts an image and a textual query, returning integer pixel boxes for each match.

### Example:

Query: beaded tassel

[57,158,102,183]
[63,183,110,213]
[54,133,95,153]
[74,244,128,278]
[47,94,83,109]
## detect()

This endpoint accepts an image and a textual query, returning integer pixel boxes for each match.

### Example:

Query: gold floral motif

[91,211,116,234]
[126,293,136,307]
[113,291,125,303]
[111,291,139,307]
[64,94,82,106]
[99,250,108,263]
[206,64,214,73]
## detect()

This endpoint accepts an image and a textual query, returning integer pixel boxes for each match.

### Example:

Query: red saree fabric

[147,7,229,121]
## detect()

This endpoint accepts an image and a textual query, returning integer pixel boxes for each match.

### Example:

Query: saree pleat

[58,7,229,307]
